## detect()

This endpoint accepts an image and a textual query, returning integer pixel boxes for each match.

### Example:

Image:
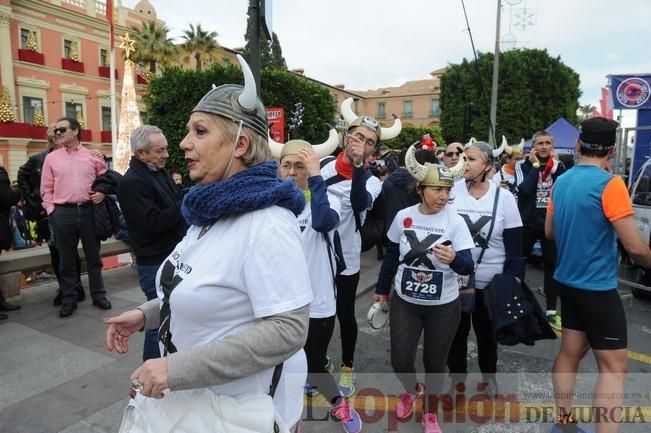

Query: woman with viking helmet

[446,140,524,400]
[275,136,362,433]
[498,138,525,192]
[105,55,312,432]
[373,142,474,433]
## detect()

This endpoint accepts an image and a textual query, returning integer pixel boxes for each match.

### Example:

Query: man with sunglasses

[41,117,112,318]
[320,116,384,397]
[443,142,464,168]
[515,130,566,330]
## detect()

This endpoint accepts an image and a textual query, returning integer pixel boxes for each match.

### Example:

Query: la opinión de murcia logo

[616,77,651,108]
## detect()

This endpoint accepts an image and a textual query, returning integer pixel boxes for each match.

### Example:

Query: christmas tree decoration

[26,31,38,52]
[69,41,80,62]
[76,110,84,129]
[113,33,142,174]
[32,105,44,126]
[0,86,16,122]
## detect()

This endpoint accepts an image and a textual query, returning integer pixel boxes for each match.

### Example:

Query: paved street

[0,252,650,433]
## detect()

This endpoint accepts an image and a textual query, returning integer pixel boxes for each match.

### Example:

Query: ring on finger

[131,378,144,393]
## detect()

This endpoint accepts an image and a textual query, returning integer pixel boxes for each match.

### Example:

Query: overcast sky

[126,0,648,126]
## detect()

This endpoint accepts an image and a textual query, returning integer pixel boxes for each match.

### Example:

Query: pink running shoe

[421,413,443,433]
[396,383,425,420]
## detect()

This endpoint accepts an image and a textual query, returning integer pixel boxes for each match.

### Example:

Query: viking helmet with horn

[340,97,401,140]
[504,138,526,156]
[268,127,340,160]
[191,54,267,138]
[405,141,466,188]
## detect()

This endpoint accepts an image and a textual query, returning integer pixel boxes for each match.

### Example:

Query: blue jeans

[137,263,161,361]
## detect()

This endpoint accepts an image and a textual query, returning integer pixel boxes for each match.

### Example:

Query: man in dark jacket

[117,125,187,361]
[515,130,566,330]
[0,166,22,319]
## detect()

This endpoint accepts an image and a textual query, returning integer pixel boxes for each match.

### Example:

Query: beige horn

[340,97,358,124]
[404,141,428,182]
[268,133,284,159]
[380,114,402,140]
[311,127,340,158]
[448,151,468,178]
[493,135,507,158]
[517,138,525,153]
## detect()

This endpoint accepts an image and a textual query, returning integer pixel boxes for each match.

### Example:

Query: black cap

[579,117,619,148]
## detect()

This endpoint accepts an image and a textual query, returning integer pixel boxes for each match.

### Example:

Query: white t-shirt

[451,180,522,289]
[156,206,313,427]
[321,160,382,274]
[296,192,341,318]
[387,204,475,306]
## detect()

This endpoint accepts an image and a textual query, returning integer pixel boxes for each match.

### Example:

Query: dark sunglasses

[54,127,70,134]
[445,151,460,157]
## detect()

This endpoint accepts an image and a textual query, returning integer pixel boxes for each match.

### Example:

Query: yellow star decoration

[119,33,136,60]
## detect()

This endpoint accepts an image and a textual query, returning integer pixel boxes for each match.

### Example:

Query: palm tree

[181,23,219,71]
[577,103,597,122]
[131,22,177,75]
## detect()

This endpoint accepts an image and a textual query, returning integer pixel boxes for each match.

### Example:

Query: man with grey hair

[117,125,187,361]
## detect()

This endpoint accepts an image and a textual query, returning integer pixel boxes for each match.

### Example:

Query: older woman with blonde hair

[104,56,312,433]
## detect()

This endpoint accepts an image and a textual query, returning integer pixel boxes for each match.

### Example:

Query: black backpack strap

[268,363,284,398]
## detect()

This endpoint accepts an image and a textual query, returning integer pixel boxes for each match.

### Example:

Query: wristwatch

[532,161,541,169]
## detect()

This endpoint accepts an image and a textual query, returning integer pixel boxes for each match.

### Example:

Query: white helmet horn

[312,127,340,158]
[340,97,357,124]
[380,114,402,140]
[236,54,257,111]
[493,135,507,158]
[268,133,284,159]
[448,151,468,178]
[405,141,429,182]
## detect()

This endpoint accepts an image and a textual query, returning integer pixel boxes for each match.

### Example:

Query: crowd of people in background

[1,57,650,433]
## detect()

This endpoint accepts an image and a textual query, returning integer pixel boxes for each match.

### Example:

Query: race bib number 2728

[400,266,443,301]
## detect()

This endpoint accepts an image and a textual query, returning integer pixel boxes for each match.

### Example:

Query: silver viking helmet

[268,127,340,160]
[191,54,268,138]
[340,97,402,140]
[405,141,466,187]
[504,138,526,156]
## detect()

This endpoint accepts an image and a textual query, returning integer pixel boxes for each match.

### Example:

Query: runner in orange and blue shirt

[545,117,651,433]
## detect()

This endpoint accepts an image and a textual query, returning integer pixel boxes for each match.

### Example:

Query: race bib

[400,266,443,301]
[536,189,550,208]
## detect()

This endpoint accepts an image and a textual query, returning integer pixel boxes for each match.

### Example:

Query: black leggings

[335,272,360,368]
[523,225,558,310]
[304,316,340,404]
[390,293,461,403]
[447,289,497,383]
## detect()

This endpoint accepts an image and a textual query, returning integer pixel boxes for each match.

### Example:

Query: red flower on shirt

[403,217,413,228]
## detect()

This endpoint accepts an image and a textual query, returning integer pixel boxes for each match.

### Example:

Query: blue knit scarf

[181,160,305,226]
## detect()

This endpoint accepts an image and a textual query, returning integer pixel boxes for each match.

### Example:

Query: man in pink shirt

[41,117,112,317]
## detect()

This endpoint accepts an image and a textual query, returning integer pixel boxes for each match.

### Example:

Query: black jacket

[0,167,21,250]
[92,170,123,241]
[516,159,566,227]
[483,273,557,346]
[381,167,418,231]
[117,157,186,265]
[17,150,48,221]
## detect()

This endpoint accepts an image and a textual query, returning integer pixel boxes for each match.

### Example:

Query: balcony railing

[375,112,386,119]
[63,0,86,8]
[402,111,413,118]
[95,0,106,15]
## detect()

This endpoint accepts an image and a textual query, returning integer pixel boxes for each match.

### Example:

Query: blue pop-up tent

[524,117,579,154]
